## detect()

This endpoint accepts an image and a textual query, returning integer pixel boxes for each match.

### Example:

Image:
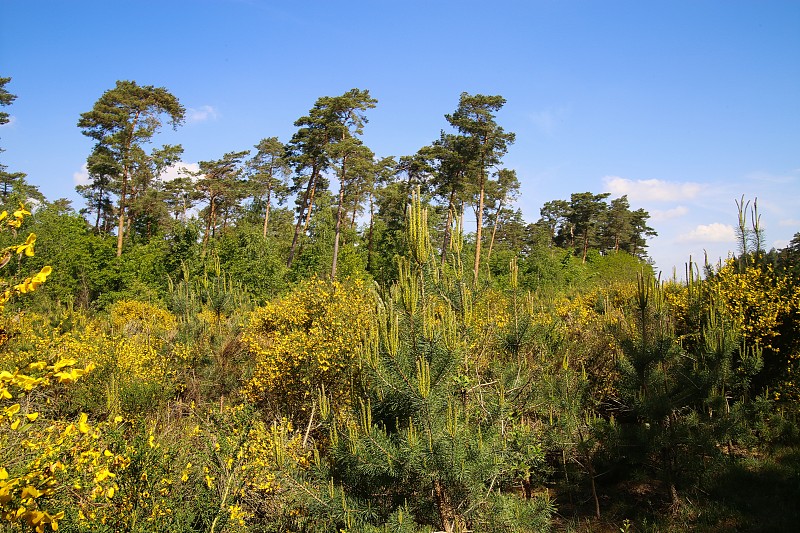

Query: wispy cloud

[779,218,800,227]
[603,176,705,202]
[743,170,797,185]
[677,223,736,243]
[529,107,569,137]
[650,206,689,222]
[73,164,89,186]
[186,105,219,123]
[161,162,199,181]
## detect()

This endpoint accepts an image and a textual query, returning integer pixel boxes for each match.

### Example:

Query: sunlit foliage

[243,278,377,421]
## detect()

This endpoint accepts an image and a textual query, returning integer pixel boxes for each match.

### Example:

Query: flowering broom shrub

[243,278,377,422]
[0,204,127,532]
[2,302,188,418]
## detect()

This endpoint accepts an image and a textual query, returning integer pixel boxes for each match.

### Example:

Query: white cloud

[603,176,704,202]
[744,170,796,184]
[73,164,90,186]
[73,161,200,186]
[677,223,736,243]
[650,206,689,222]
[161,162,199,181]
[529,107,569,136]
[779,218,800,227]
[186,105,218,123]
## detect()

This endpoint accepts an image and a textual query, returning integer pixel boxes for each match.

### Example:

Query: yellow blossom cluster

[243,278,376,418]
[0,304,190,421]
[524,283,635,400]
[0,358,126,533]
[0,204,31,230]
[710,259,800,399]
[109,300,177,338]
[240,419,309,492]
[467,288,511,364]
[232,417,312,525]
[0,204,52,312]
[711,260,795,351]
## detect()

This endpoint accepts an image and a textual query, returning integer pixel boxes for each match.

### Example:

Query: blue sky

[1,0,798,276]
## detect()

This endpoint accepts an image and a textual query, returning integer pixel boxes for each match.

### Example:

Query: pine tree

[303,190,554,531]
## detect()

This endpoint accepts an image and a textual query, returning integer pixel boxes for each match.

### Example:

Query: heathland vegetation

[1,77,799,532]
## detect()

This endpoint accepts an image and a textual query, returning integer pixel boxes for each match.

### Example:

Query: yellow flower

[12,203,30,221]
[14,233,36,257]
[78,413,90,434]
[21,486,43,499]
[14,265,52,294]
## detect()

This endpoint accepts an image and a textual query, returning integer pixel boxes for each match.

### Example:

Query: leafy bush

[243,277,376,422]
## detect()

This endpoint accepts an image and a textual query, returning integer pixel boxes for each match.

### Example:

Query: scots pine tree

[305,190,554,532]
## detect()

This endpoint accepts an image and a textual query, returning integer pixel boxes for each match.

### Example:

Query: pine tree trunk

[331,156,347,280]
[287,167,316,268]
[441,188,456,265]
[115,111,140,257]
[262,185,272,238]
[94,190,102,232]
[366,194,375,272]
[116,173,127,257]
[486,200,503,272]
[582,232,589,263]
[433,479,465,533]
[203,195,215,254]
[304,176,317,232]
[331,186,344,280]
[473,173,485,284]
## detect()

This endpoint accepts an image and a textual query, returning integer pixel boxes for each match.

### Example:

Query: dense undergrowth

[0,191,798,533]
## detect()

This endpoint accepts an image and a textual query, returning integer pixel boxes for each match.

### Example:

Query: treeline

[1,76,800,532]
[3,79,656,300]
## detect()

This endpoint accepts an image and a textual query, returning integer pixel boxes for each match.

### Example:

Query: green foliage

[13,203,116,308]
[537,192,656,262]
[0,76,15,126]
[299,192,554,532]
[210,223,288,303]
[243,277,375,423]
[1,80,799,531]
[78,80,186,257]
